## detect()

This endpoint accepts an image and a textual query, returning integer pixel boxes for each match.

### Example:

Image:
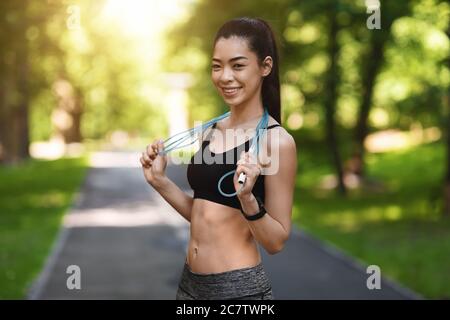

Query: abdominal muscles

[187,199,261,274]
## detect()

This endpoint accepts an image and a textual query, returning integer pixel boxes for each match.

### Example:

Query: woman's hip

[176,261,274,300]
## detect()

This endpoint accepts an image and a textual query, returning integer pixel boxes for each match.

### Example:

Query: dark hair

[213,17,281,125]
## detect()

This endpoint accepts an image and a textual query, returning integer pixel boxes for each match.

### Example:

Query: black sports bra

[187,122,281,210]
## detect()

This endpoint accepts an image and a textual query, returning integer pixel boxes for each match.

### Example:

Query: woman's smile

[222,86,242,97]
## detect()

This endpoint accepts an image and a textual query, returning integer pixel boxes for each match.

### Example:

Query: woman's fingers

[236,163,250,177]
[157,139,165,154]
[141,152,153,166]
[237,152,260,169]
[237,163,260,178]
[140,156,150,168]
[146,139,161,160]
[142,152,150,162]
[146,145,155,160]
[239,151,258,164]
[141,137,166,171]
[140,156,149,168]
[151,141,159,154]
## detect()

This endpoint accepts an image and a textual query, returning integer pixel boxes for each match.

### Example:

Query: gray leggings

[176,262,274,300]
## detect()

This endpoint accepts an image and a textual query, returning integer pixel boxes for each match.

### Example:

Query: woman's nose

[219,66,234,82]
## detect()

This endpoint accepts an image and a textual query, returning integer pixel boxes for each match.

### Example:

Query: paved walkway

[28,151,420,299]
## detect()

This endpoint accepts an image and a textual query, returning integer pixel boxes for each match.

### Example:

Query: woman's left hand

[233,151,262,200]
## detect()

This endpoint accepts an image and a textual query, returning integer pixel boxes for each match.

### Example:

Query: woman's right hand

[140,139,168,188]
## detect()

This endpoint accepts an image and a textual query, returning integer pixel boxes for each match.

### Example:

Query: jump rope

[157,107,269,197]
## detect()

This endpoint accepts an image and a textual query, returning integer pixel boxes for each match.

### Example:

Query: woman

[140,17,297,300]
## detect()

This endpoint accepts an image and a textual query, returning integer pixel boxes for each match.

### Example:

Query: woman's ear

[261,56,273,77]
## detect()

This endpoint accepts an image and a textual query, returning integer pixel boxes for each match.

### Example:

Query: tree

[0,1,30,164]
[443,23,450,216]
[348,0,412,181]
[0,0,65,164]
[323,2,346,194]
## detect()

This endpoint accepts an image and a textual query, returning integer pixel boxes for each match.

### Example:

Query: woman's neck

[227,98,265,128]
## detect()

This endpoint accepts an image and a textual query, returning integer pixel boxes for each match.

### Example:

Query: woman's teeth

[223,87,241,95]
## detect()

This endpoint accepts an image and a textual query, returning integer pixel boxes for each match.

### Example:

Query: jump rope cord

[217,108,268,197]
[158,107,269,198]
[159,111,231,156]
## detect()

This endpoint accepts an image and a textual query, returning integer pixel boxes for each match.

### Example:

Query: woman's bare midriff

[186,198,261,274]
[185,116,279,274]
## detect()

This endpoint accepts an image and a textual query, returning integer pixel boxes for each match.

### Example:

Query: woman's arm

[150,128,215,222]
[238,129,297,254]
[141,138,195,223]
[151,177,193,223]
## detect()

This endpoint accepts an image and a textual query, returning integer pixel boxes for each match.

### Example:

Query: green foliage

[379,0,450,129]
[2,0,447,141]
[293,138,450,298]
[1,0,171,144]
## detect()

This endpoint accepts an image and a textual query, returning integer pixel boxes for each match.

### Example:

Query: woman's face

[211,36,272,107]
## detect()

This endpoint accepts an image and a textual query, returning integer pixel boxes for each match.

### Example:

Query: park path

[28,151,420,299]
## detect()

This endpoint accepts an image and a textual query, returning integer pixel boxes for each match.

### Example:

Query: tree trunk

[347,1,406,180]
[0,3,30,165]
[0,87,29,165]
[16,28,30,160]
[52,77,83,144]
[443,27,450,217]
[325,8,346,195]
[0,84,7,162]
[349,38,385,178]
[444,94,450,216]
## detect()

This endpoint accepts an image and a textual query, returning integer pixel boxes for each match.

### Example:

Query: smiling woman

[140,17,297,300]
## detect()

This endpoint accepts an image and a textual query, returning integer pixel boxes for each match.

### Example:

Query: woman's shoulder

[266,116,287,139]
[266,116,281,129]
[266,116,296,152]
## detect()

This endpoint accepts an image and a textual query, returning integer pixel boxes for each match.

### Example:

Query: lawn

[292,137,450,299]
[0,157,88,299]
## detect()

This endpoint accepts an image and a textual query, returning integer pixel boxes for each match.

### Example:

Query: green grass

[292,138,450,299]
[0,157,88,299]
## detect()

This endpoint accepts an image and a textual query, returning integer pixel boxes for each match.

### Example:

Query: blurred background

[0,0,449,299]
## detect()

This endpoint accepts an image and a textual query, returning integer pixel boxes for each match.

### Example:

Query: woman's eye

[234,64,244,68]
